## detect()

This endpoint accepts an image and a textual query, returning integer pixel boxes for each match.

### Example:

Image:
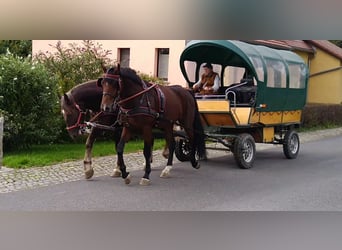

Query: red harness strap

[66,103,87,131]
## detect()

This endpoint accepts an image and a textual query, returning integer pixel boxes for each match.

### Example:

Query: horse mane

[109,66,143,85]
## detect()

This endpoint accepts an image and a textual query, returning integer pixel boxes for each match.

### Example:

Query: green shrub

[302,104,342,128]
[0,40,32,57]
[34,40,114,96]
[0,54,60,151]
[138,71,168,85]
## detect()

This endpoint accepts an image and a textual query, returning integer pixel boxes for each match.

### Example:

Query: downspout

[307,45,316,74]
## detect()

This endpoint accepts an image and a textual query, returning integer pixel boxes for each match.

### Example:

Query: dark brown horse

[98,64,206,185]
[60,80,122,179]
[60,80,168,180]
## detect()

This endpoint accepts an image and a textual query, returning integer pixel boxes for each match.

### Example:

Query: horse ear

[63,93,72,105]
[97,78,103,87]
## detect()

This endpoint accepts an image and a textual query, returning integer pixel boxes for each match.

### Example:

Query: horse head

[98,64,121,112]
[60,93,87,139]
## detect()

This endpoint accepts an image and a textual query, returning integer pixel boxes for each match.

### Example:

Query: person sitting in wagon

[193,63,220,95]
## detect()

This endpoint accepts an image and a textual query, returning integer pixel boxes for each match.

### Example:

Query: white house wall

[32,40,188,86]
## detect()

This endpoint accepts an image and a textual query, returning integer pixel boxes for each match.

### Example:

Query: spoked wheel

[283,130,300,159]
[175,139,190,162]
[233,133,256,169]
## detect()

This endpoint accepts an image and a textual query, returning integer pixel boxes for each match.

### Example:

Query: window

[223,66,245,86]
[118,48,130,67]
[248,56,264,82]
[265,58,286,88]
[156,48,169,81]
[184,60,197,83]
[288,63,306,89]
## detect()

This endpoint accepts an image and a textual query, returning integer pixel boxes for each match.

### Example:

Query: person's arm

[212,75,220,92]
[192,78,203,92]
[193,79,202,88]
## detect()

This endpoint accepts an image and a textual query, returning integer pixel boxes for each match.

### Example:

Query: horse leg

[160,127,175,178]
[111,127,122,178]
[83,129,98,179]
[140,129,153,186]
[117,128,131,185]
[162,144,169,159]
[150,137,154,163]
[185,128,200,169]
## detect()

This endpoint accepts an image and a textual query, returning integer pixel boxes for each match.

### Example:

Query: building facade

[33,40,342,105]
[32,40,188,86]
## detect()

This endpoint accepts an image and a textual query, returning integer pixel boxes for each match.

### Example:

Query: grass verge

[3,139,165,169]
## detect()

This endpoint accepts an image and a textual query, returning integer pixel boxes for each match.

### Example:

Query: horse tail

[191,93,207,160]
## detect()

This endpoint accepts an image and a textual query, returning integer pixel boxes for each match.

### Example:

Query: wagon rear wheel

[283,130,300,159]
[175,139,190,162]
[233,133,256,169]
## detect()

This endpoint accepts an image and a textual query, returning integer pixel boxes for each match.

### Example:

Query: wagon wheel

[233,133,256,169]
[283,130,300,159]
[175,139,190,162]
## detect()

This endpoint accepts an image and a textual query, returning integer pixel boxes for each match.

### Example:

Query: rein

[102,73,158,106]
[117,82,158,105]
[102,72,166,123]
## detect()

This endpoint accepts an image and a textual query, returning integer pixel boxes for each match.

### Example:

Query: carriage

[175,40,309,168]
[80,40,308,185]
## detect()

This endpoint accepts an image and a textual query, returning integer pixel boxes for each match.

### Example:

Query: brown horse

[60,80,168,180]
[98,64,206,185]
[60,80,122,179]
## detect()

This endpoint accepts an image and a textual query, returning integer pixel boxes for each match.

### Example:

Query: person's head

[203,63,213,74]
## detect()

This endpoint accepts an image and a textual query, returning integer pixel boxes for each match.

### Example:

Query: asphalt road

[1,135,342,211]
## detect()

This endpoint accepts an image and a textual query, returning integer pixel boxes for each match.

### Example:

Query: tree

[0,40,32,57]
[330,40,342,48]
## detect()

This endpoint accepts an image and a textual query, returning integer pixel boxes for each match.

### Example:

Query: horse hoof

[85,168,94,179]
[193,162,200,169]
[124,174,131,185]
[139,178,151,186]
[111,168,122,178]
[160,166,172,178]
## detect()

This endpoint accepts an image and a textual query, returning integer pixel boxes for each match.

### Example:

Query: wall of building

[32,40,188,86]
[307,48,342,104]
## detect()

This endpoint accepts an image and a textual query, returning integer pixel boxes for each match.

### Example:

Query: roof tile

[307,40,342,60]
[243,40,342,60]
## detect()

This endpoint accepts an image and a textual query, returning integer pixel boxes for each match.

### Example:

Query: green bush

[138,71,168,85]
[302,104,342,128]
[0,54,60,151]
[34,40,114,96]
[0,40,32,57]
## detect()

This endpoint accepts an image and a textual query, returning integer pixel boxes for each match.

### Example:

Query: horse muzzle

[101,103,117,113]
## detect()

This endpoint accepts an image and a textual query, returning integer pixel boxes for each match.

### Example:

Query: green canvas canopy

[180,40,309,112]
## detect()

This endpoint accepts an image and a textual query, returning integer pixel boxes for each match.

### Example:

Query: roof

[243,40,292,50]
[307,40,342,60]
[244,40,342,60]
